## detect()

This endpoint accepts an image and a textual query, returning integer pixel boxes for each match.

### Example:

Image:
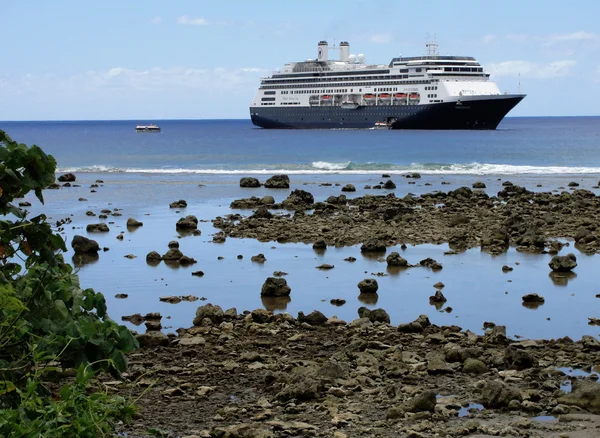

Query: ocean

[3,117,600,340]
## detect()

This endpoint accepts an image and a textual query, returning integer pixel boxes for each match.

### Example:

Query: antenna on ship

[426,33,438,56]
[518,72,521,94]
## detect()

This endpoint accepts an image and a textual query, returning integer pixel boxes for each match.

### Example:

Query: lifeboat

[378,93,392,99]
[321,95,333,100]
[409,93,420,100]
[394,93,407,99]
[363,94,376,99]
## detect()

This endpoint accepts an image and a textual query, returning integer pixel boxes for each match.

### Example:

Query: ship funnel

[340,41,350,62]
[317,40,329,61]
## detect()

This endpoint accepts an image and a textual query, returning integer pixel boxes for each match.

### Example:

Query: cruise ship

[250,40,525,130]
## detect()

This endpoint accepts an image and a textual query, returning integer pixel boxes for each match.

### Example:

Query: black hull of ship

[250,96,523,130]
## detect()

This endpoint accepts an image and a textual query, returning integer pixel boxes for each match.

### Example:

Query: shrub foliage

[0,130,138,437]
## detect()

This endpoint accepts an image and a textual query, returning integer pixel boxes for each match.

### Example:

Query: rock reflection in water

[261,296,291,311]
[361,251,386,261]
[164,260,181,270]
[522,301,545,310]
[549,271,577,286]
[358,293,379,305]
[386,265,410,276]
[72,253,99,267]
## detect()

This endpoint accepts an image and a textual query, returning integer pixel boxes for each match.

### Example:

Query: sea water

[3,117,600,339]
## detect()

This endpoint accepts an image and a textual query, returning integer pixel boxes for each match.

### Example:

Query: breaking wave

[57,162,600,175]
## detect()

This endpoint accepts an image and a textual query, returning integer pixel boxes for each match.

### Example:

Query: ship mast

[425,33,439,56]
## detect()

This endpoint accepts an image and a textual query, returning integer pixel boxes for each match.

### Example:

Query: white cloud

[177,15,209,26]
[150,17,162,24]
[370,33,391,44]
[488,60,576,79]
[544,31,596,46]
[481,34,495,45]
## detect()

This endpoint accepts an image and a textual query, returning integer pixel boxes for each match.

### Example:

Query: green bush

[0,130,138,437]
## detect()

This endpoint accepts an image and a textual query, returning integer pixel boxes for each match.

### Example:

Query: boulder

[136,331,169,348]
[282,189,314,208]
[429,290,447,304]
[341,184,356,192]
[361,239,386,252]
[472,181,486,189]
[383,180,396,189]
[261,277,291,297]
[176,215,198,230]
[549,253,577,272]
[504,346,538,370]
[463,358,488,375]
[264,174,290,189]
[162,248,183,261]
[312,239,327,250]
[86,223,109,232]
[146,251,162,263]
[169,199,187,208]
[398,315,430,333]
[481,380,523,408]
[419,257,443,270]
[57,173,76,182]
[126,217,143,228]
[297,310,327,325]
[357,307,390,323]
[386,252,408,267]
[357,278,378,294]
[193,304,224,325]
[559,381,600,413]
[522,293,544,304]
[251,253,267,263]
[240,177,261,188]
[402,391,437,413]
[71,235,100,254]
[168,240,179,249]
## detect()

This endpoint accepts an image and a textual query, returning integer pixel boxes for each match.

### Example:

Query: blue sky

[1,0,598,120]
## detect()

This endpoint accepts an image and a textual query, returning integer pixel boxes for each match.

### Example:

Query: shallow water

[19,172,600,339]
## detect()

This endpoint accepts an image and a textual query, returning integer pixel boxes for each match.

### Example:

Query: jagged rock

[57,173,76,182]
[297,310,327,325]
[504,346,538,370]
[502,265,513,272]
[386,252,408,267]
[402,391,437,413]
[71,235,99,254]
[357,307,390,323]
[419,257,442,270]
[169,199,187,208]
[433,281,445,288]
[251,253,267,263]
[86,223,109,232]
[429,290,447,303]
[481,380,523,408]
[261,277,291,297]
[383,180,396,189]
[179,255,197,265]
[357,278,378,293]
[251,308,272,323]
[282,189,314,208]
[251,206,273,219]
[398,315,430,333]
[160,296,182,304]
[549,253,577,272]
[361,239,386,252]
[240,177,261,188]
[341,184,356,192]
[264,174,290,189]
[126,217,143,227]
[193,304,224,325]
[522,293,545,303]
[559,381,600,413]
[176,215,198,230]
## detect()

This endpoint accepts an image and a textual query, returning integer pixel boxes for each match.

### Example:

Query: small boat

[321,95,333,100]
[409,93,420,100]
[135,124,161,132]
[373,121,390,130]
[394,93,407,99]
[363,94,376,100]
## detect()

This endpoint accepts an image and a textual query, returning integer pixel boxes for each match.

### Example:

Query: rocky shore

[213,180,600,254]
[115,305,600,437]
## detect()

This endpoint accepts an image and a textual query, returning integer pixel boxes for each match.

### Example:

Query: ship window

[264,91,276,95]
[261,97,276,102]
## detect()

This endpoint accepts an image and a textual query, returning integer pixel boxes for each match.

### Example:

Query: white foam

[311,161,350,170]
[56,163,600,176]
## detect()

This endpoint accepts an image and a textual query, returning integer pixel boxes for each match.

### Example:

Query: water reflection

[522,301,544,310]
[261,296,291,311]
[386,265,410,276]
[72,253,99,267]
[358,292,379,305]
[360,251,386,261]
[548,271,577,286]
